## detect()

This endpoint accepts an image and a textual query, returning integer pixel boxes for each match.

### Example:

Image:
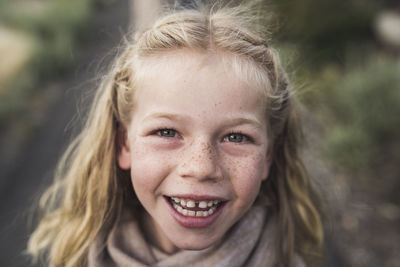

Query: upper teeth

[171,197,221,209]
[173,202,216,217]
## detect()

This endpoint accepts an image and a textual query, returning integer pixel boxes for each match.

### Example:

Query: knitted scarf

[88,205,305,267]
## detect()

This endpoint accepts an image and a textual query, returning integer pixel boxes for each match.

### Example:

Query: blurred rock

[375,11,400,49]
[378,203,400,221]
[0,26,35,92]
[129,0,175,32]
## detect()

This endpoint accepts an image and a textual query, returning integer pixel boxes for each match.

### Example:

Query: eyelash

[152,128,252,143]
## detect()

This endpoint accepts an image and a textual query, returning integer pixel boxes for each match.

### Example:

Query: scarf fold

[88,206,305,267]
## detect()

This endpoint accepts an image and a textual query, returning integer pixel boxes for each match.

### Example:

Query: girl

[28,2,323,267]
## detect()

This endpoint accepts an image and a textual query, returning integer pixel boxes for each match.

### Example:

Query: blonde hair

[28,3,323,266]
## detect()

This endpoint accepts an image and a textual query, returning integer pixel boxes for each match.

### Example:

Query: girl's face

[118,50,271,253]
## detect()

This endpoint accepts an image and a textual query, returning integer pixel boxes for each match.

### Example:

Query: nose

[177,139,222,182]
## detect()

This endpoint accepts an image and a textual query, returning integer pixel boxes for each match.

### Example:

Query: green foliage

[319,57,400,200]
[271,0,376,67]
[270,0,400,203]
[0,0,99,125]
[0,0,94,74]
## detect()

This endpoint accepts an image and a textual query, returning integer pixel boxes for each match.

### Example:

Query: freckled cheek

[129,144,175,193]
[225,155,266,205]
[221,145,252,157]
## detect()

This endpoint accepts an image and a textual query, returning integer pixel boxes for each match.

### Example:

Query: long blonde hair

[28,3,323,266]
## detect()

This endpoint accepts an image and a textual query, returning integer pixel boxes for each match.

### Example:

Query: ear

[117,125,131,170]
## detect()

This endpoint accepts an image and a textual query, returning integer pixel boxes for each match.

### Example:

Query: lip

[164,195,227,228]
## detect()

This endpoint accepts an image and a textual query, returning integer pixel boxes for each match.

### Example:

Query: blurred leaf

[270,0,377,67]
[319,56,400,200]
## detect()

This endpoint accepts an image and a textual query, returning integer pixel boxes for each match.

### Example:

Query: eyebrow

[223,117,263,129]
[142,112,263,129]
[142,112,185,122]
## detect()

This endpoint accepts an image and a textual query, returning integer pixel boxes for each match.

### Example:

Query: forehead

[130,49,268,127]
[133,49,269,100]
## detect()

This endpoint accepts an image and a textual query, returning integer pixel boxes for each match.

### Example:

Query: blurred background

[0,0,399,266]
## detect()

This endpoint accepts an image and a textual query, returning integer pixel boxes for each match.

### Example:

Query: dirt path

[0,1,129,266]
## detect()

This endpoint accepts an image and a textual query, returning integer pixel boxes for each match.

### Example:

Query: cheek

[129,143,173,195]
[226,154,267,202]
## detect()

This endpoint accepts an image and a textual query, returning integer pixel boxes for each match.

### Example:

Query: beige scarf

[88,205,305,267]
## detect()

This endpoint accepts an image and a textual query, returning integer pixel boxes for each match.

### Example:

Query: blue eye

[156,129,177,138]
[224,133,248,143]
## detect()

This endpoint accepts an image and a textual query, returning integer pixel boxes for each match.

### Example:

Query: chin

[173,236,220,251]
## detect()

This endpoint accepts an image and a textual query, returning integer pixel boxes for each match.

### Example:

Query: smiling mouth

[166,196,224,217]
